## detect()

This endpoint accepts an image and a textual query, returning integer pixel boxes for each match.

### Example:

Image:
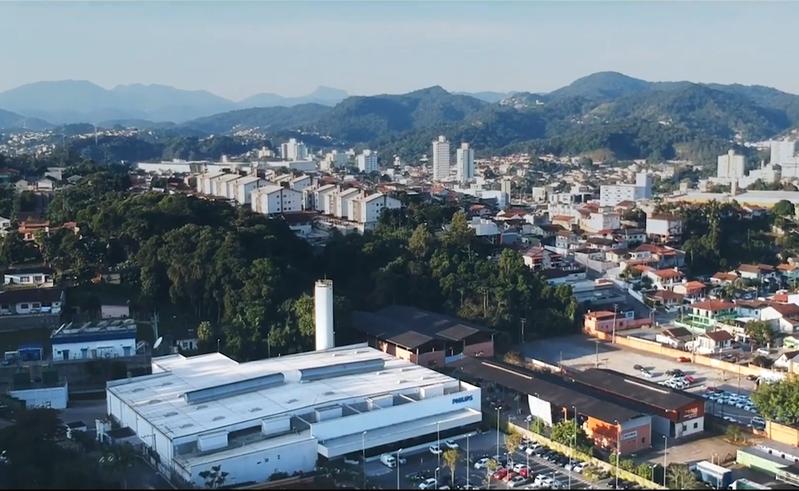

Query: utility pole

[595,339,599,368]
[612,303,618,344]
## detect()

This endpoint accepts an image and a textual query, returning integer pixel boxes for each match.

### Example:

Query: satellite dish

[153,337,163,350]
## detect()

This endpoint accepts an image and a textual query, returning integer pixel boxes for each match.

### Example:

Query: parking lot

[365,429,606,490]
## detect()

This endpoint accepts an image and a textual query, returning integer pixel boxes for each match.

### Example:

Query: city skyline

[1,1,799,99]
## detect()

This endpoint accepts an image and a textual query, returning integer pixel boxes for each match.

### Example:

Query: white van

[380,453,397,468]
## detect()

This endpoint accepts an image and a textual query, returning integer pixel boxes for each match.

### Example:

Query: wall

[52,336,136,361]
[765,421,799,447]
[9,383,68,409]
[463,340,494,358]
[186,437,318,488]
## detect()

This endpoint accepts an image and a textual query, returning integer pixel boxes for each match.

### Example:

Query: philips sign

[452,395,474,405]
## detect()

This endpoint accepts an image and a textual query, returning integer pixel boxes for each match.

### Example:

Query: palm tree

[667,464,700,490]
[484,458,498,490]
[199,465,229,489]
[443,449,459,487]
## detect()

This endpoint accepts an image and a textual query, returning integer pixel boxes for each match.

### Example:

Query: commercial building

[432,135,450,181]
[352,305,495,367]
[356,150,379,173]
[456,142,475,184]
[51,318,138,361]
[599,172,652,207]
[251,185,303,215]
[450,357,653,455]
[565,368,706,439]
[105,282,481,488]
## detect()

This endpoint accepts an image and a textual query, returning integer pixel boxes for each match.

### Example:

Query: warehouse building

[450,357,653,455]
[104,281,481,487]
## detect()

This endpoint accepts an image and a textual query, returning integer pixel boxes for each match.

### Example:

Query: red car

[492,468,508,481]
[677,356,691,363]
[518,467,530,478]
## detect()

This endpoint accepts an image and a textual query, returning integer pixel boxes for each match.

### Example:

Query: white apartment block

[771,139,797,166]
[350,193,401,225]
[290,175,312,192]
[646,213,683,241]
[236,176,266,205]
[599,172,652,206]
[456,142,475,184]
[280,138,308,161]
[314,184,339,215]
[356,150,379,173]
[251,185,303,215]
[321,150,349,171]
[717,150,746,180]
[336,188,362,219]
[432,135,450,181]
[582,212,620,233]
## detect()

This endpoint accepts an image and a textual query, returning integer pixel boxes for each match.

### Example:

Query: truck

[380,453,397,468]
[691,460,733,489]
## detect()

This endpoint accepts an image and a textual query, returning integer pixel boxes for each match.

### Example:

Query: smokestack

[314,279,334,351]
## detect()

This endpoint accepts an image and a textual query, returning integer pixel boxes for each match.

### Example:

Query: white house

[0,216,12,237]
[3,266,54,287]
[467,217,500,237]
[51,318,138,361]
[0,288,63,317]
[760,303,799,334]
[646,214,683,242]
[251,186,303,215]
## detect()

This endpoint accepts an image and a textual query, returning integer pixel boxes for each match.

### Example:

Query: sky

[1,1,797,101]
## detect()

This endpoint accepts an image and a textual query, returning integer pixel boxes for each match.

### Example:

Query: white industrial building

[104,280,481,488]
[432,135,450,181]
[356,150,379,173]
[599,172,652,206]
[251,185,303,215]
[51,318,138,361]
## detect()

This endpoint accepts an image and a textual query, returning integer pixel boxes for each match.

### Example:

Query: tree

[724,424,745,444]
[550,419,589,448]
[751,378,799,424]
[505,432,523,462]
[199,465,229,489]
[484,458,498,490]
[197,321,214,350]
[773,199,796,218]
[443,449,460,487]
[667,463,700,490]
[745,320,773,346]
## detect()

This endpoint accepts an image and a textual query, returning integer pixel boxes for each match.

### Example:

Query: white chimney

[314,279,334,351]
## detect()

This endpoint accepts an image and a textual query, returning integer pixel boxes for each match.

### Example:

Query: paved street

[366,429,598,489]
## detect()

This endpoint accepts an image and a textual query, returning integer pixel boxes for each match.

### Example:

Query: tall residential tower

[432,135,450,181]
[456,142,475,184]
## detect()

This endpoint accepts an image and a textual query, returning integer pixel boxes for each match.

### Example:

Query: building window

[693,422,698,429]
[20,303,28,309]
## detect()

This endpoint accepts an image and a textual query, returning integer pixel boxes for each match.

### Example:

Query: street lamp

[434,467,440,489]
[662,434,668,487]
[396,448,403,490]
[569,405,577,490]
[362,431,367,489]
[614,420,621,491]
[612,303,619,343]
[436,420,441,481]
[466,432,472,489]
[495,406,502,461]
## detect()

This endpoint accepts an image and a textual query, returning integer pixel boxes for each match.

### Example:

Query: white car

[513,463,528,473]
[419,478,437,490]
[474,457,491,469]
[525,443,542,455]
[429,445,443,455]
[535,475,554,487]
[572,462,586,473]
[508,476,528,488]
[444,439,459,450]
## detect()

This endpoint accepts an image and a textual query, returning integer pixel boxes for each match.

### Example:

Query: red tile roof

[692,300,735,312]
[767,302,799,317]
[704,330,734,343]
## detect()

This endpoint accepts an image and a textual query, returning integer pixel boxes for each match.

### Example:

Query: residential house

[628,244,685,269]
[614,228,646,248]
[648,290,685,309]
[761,303,799,334]
[646,214,683,242]
[778,263,799,286]
[711,272,739,286]
[3,266,54,287]
[734,300,770,319]
[681,299,737,332]
[689,330,734,355]
[644,267,685,290]
[583,309,649,335]
[773,351,799,371]
[0,287,64,317]
[523,247,564,271]
[531,223,564,240]
[555,230,580,250]
[737,264,777,282]
[467,217,500,238]
[0,216,11,237]
[656,327,694,349]
[550,215,575,230]
[673,281,706,301]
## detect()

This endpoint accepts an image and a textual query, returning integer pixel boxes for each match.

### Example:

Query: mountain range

[0,81,353,125]
[3,72,799,163]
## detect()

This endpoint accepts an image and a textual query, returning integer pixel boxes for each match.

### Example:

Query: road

[366,429,597,490]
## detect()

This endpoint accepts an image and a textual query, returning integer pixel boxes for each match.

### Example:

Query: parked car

[444,439,459,450]
[677,356,691,363]
[525,443,542,455]
[639,369,654,378]
[512,463,528,473]
[429,444,443,455]
[633,364,643,371]
[492,467,509,481]
[508,476,528,488]
[419,478,438,490]
[474,457,491,470]
[572,462,586,473]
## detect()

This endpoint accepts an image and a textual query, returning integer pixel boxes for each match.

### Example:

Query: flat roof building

[107,344,481,487]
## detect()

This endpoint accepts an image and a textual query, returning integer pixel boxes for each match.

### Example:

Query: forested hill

[177,72,799,163]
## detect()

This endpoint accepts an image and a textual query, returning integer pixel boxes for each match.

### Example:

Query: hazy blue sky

[1,1,797,100]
